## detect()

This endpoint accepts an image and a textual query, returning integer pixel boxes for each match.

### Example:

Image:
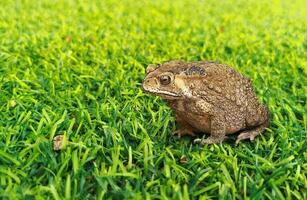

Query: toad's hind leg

[236,105,270,145]
[235,122,268,145]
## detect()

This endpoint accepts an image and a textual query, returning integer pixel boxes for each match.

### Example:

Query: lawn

[0,0,306,199]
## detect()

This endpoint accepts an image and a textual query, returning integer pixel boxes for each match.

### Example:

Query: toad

[142,60,269,144]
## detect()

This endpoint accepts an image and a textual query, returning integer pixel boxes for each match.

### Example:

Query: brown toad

[142,60,269,144]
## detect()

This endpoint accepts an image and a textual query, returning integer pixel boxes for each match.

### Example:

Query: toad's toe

[200,136,227,145]
[235,130,259,145]
[174,128,196,138]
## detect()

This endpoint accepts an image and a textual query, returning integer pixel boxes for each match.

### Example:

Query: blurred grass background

[0,0,306,199]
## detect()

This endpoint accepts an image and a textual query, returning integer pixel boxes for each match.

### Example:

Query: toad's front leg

[174,113,196,138]
[188,99,227,144]
[201,113,227,144]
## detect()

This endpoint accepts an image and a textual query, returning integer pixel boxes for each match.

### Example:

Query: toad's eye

[159,75,171,85]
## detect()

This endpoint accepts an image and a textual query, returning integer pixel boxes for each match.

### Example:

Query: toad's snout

[142,78,159,92]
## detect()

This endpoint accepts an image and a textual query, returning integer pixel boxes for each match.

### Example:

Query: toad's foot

[235,124,267,145]
[174,128,196,138]
[194,136,227,145]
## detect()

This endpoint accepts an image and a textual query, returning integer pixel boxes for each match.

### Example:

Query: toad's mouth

[142,86,181,98]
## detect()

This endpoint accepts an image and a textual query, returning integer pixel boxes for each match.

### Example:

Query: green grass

[0,0,306,199]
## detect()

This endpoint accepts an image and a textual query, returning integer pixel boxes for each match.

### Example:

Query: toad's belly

[177,112,243,135]
[177,112,211,134]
